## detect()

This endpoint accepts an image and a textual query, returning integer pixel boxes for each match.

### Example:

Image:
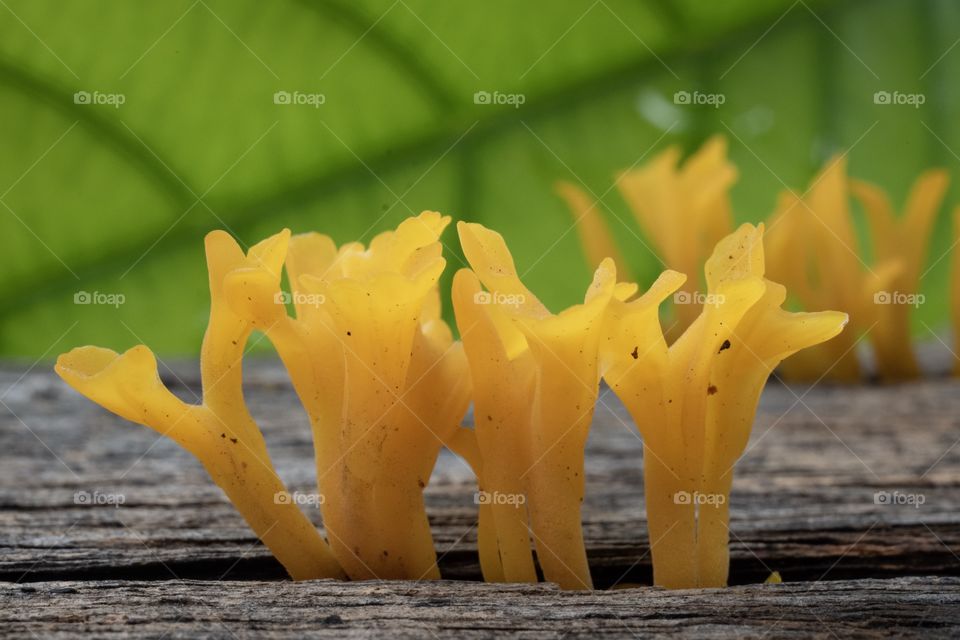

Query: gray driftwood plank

[1,576,958,638]
[1,363,959,584]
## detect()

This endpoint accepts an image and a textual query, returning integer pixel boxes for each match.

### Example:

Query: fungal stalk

[452,221,623,590]
[55,230,344,581]
[225,212,472,580]
[602,223,847,588]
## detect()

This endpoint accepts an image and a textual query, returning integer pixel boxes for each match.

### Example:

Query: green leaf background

[1,0,958,357]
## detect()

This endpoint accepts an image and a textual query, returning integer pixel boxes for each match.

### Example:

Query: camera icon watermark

[874,490,925,508]
[274,491,325,507]
[74,290,126,308]
[473,290,526,308]
[673,490,725,507]
[473,90,526,109]
[673,291,725,307]
[474,490,526,508]
[273,90,326,108]
[873,90,925,108]
[74,490,125,508]
[274,291,326,308]
[673,90,725,108]
[873,291,924,308]
[73,90,126,109]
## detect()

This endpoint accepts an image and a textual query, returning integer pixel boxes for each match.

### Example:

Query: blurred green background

[1,0,958,357]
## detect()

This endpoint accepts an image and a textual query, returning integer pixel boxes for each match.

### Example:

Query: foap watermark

[74,490,125,508]
[473,90,525,108]
[873,90,925,108]
[874,291,924,308]
[874,490,925,508]
[274,491,326,507]
[73,90,126,109]
[674,90,725,108]
[673,291,725,307]
[473,290,525,308]
[74,290,125,308]
[475,490,526,508]
[274,291,326,308]
[673,490,725,507]
[273,90,326,108]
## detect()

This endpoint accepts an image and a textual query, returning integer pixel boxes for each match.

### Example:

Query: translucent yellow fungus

[851,169,948,379]
[559,136,736,340]
[451,270,538,585]
[55,230,344,581]
[953,207,960,376]
[452,221,622,590]
[602,223,847,588]
[555,181,633,281]
[225,212,472,581]
[766,156,947,381]
[54,206,865,590]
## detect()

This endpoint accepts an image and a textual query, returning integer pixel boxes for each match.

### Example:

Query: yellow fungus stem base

[643,447,732,589]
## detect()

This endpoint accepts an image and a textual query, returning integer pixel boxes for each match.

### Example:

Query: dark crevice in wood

[6,528,960,588]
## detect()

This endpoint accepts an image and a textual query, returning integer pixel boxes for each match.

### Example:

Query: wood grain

[1,361,959,636]
[1,577,958,638]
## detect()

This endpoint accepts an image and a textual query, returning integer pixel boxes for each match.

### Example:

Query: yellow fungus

[555,180,633,281]
[225,212,471,581]
[602,223,847,588]
[851,169,948,379]
[452,221,619,590]
[559,136,736,340]
[56,230,344,581]
[766,157,947,381]
[952,207,960,376]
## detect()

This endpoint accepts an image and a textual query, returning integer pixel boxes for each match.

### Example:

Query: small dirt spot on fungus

[707,385,718,395]
[630,346,639,359]
[718,339,731,353]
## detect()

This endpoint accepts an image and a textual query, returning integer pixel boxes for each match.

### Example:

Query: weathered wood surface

[1,360,960,636]
[2,577,958,638]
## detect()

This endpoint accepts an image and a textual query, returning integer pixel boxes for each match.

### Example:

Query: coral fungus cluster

[560,137,948,383]
[57,199,847,590]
